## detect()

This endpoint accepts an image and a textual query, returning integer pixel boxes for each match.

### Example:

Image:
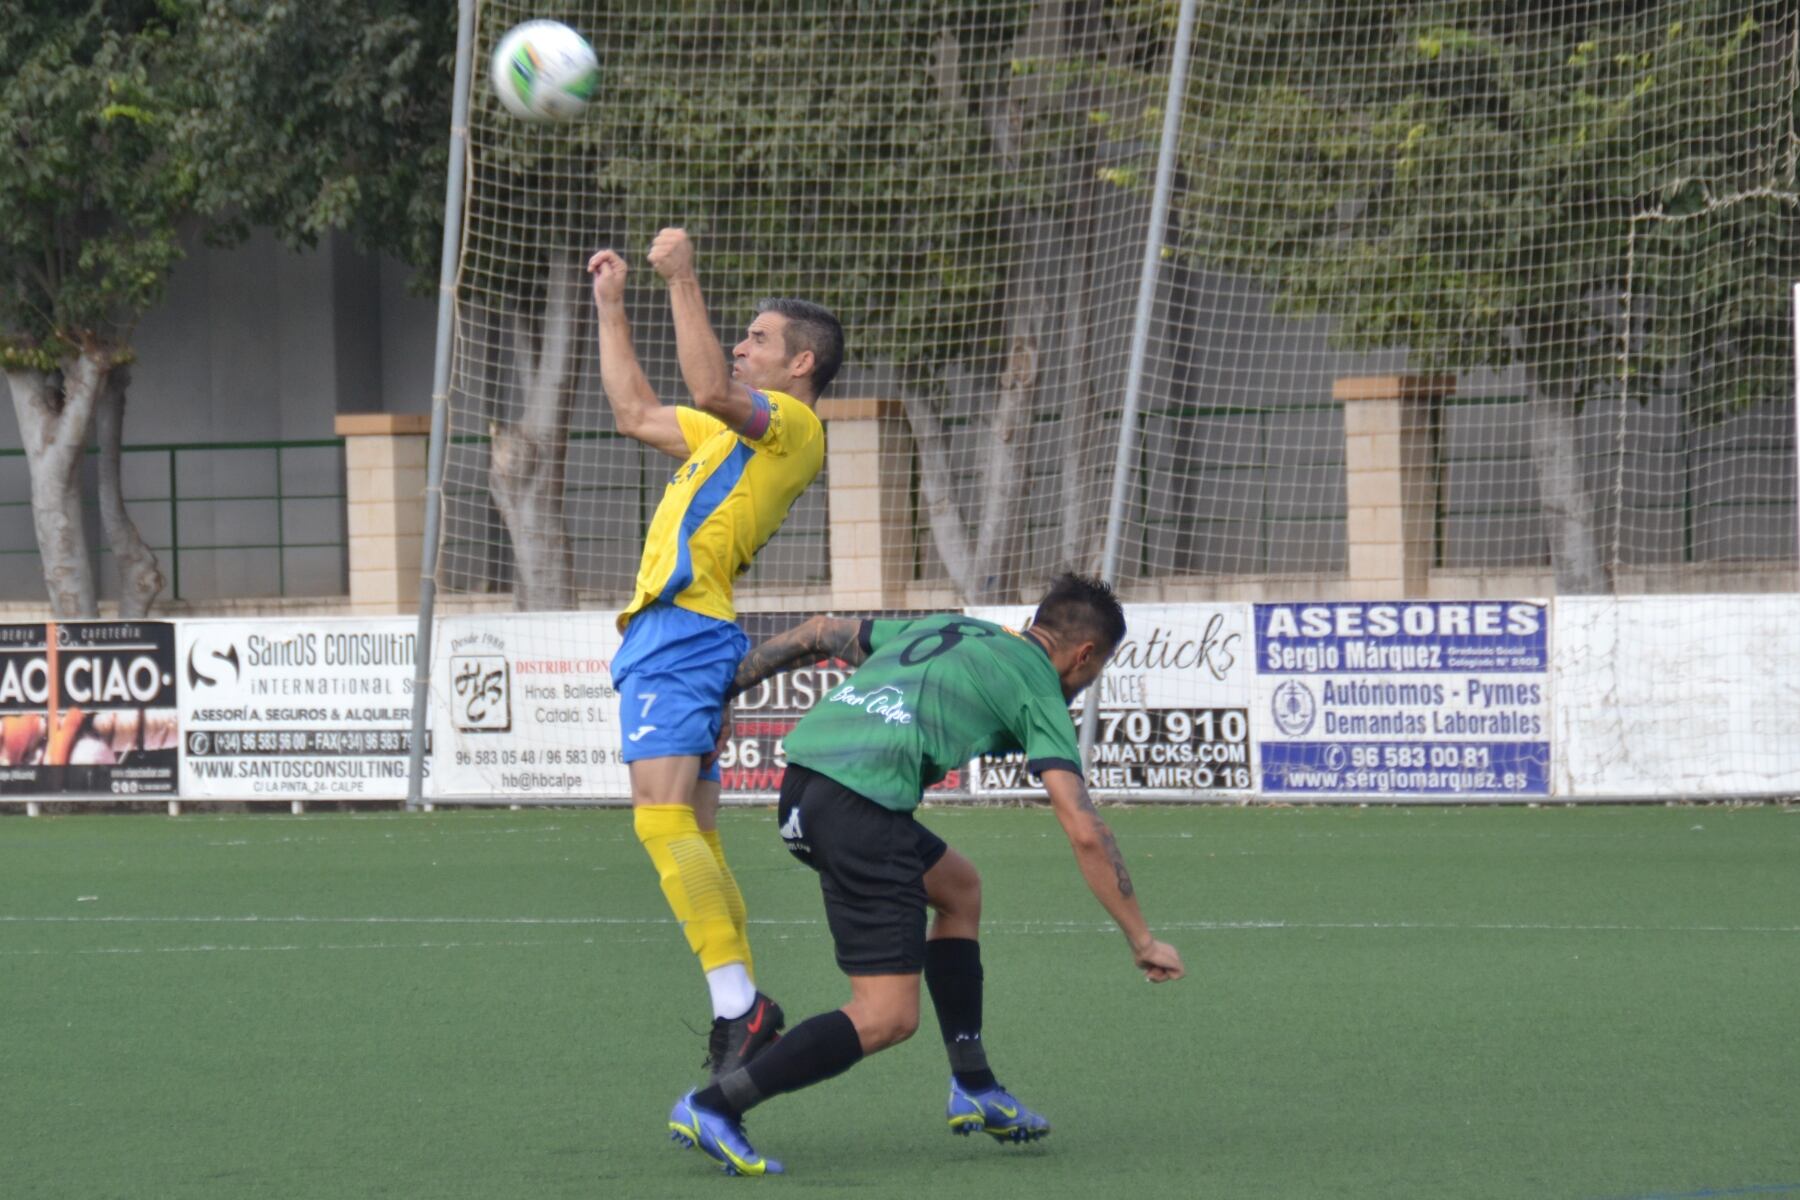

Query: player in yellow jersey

[588,228,841,1080]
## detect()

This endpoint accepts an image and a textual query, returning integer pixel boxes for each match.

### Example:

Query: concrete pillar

[1334,375,1453,599]
[335,413,430,612]
[817,397,913,609]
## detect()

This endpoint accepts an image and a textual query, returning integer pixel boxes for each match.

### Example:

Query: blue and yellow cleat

[668,1090,784,1176]
[946,1080,1051,1144]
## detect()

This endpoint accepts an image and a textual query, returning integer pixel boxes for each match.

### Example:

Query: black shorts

[777,763,948,976]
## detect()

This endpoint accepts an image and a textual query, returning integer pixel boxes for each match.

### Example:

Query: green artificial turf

[3,804,1798,1199]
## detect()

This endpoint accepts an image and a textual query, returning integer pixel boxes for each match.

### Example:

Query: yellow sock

[700,827,753,981]
[634,805,748,974]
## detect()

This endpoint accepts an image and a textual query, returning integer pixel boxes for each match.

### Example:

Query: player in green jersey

[667,574,1185,1176]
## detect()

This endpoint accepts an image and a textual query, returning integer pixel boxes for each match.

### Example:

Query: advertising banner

[0,621,179,797]
[431,613,625,799]
[967,603,1254,798]
[1254,601,1550,797]
[179,619,422,799]
[1555,595,1800,797]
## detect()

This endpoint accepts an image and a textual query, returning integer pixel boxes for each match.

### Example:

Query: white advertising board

[1255,601,1551,799]
[179,618,421,799]
[1554,594,1800,798]
[430,612,627,800]
[967,603,1254,798]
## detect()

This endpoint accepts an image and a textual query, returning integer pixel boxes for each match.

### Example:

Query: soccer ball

[490,20,599,121]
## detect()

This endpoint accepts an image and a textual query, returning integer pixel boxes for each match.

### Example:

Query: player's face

[732,313,803,392]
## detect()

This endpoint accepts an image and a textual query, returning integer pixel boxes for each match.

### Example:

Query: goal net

[428,1,1799,803]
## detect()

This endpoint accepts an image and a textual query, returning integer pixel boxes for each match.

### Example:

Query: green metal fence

[1135,399,1347,577]
[0,439,348,601]
[0,408,1784,606]
[1438,395,1798,568]
[436,427,829,595]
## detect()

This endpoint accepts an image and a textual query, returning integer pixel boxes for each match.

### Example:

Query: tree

[1171,0,1800,593]
[1,2,191,617]
[452,62,600,607]
[0,1,451,617]
[489,260,580,611]
[454,1,1171,604]
[183,0,452,279]
[455,5,1023,603]
[910,0,1167,600]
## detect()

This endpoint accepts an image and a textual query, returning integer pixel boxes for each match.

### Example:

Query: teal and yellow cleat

[946,1080,1051,1144]
[668,1090,784,1177]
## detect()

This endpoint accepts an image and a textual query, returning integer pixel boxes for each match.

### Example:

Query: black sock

[694,1010,864,1120]
[925,938,997,1091]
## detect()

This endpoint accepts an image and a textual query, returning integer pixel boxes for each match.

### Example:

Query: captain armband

[735,390,772,440]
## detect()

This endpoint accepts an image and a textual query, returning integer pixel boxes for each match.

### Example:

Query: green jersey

[782,614,1082,812]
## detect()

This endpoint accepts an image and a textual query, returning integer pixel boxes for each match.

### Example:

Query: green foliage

[462,3,1013,371]
[467,0,1164,374]
[0,0,454,362]
[182,0,454,278]
[0,0,1161,382]
[0,1,196,354]
[1173,0,1800,414]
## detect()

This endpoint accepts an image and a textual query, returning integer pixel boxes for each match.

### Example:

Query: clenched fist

[646,226,696,282]
[588,249,628,306]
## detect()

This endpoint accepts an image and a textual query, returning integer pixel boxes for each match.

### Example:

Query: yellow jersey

[618,389,825,631]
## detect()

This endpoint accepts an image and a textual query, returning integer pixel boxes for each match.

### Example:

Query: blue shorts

[611,604,749,783]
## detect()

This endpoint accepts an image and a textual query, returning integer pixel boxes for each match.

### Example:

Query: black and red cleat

[703,991,786,1081]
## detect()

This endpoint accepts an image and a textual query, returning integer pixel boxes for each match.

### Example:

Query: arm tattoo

[826,621,868,667]
[732,616,863,696]
[1067,783,1130,895]
[1097,823,1134,898]
[731,635,803,696]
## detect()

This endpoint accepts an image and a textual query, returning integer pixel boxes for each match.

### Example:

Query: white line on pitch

[0,933,818,957]
[1004,917,1800,934]
[3,915,1799,935]
[0,914,788,926]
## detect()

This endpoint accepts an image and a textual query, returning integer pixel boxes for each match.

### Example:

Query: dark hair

[1031,573,1126,652]
[755,298,844,396]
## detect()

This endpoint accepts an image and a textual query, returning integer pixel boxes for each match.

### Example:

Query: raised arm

[587,249,689,460]
[647,228,757,430]
[728,615,868,700]
[1040,768,1185,983]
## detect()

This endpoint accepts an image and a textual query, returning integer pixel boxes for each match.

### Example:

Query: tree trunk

[94,366,164,617]
[966,332,1034,601]
[903,30,990,600]
[491,423,574,611]
[1525,388,1609,595]
[5,346,110,617]
[1052,4,1115,577]
[910,2,1102,603]
[489,265,577,612]
[901,390,982,600]
[964,0,1076,603]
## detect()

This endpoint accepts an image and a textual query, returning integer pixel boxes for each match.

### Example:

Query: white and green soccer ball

[490,20,599,121]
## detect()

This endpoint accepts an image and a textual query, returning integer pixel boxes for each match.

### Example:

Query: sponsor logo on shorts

[778,805,809,853]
